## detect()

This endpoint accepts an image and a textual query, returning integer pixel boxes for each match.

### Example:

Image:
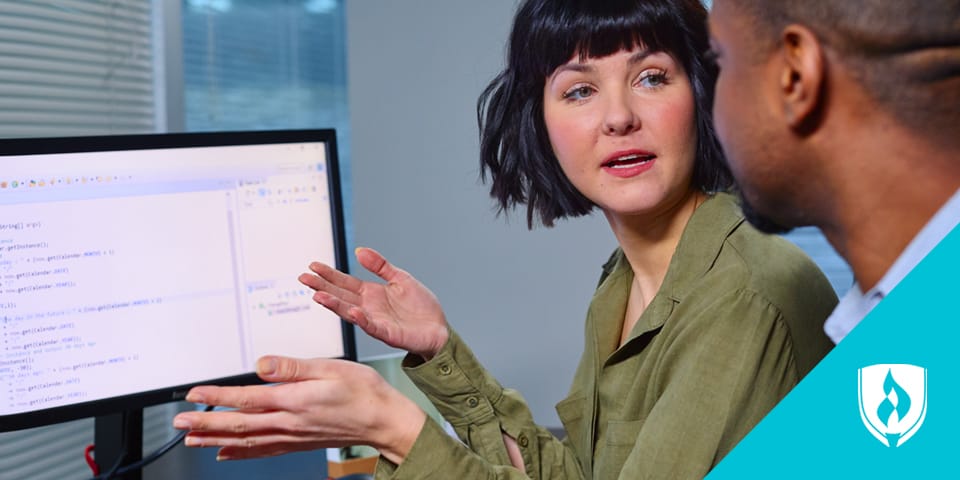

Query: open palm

[298,247,449,360]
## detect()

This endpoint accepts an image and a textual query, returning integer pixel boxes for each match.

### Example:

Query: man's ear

[778,24,825,131]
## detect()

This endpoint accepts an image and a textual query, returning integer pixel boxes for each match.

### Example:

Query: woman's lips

[602,152,656,178]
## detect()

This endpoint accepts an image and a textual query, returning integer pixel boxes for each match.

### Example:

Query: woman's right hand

[298,247,449,360]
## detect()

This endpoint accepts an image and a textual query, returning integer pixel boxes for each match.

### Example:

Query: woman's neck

[606,188,706,344]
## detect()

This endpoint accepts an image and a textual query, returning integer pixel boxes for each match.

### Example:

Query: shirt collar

[824,187,960,343]
[601,192,744,295]
[594,192,745,341]
[659,192,745,301]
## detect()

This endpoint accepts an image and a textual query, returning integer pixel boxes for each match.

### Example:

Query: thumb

[256,356,322,382]
[356,247,405,283]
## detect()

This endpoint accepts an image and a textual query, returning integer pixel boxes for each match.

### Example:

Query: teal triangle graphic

[708,225,960,478]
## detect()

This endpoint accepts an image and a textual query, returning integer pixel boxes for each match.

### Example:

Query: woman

[174,0,837,478]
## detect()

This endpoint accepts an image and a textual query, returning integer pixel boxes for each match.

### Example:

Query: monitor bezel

[0,129,356,432]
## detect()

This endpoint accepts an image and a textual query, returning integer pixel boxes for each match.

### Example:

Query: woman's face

[543,47,698,220]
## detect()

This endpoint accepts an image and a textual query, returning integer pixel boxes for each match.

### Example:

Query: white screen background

[0,140,346,415]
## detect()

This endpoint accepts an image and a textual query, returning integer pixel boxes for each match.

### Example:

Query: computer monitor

[0,129,355,432]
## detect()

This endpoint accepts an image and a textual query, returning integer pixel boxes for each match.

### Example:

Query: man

[708,0,960,343]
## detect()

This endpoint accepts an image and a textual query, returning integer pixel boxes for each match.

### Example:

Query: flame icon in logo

[876,369,912,446]
[858,364,927,447]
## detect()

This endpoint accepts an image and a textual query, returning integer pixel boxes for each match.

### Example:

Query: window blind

[0,1,161,479]
[0,0,155,138]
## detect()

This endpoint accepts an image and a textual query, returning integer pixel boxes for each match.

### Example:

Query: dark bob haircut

[478,0,732,228]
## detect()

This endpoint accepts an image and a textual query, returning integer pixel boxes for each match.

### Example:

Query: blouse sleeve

[374,328,584,480]
[377,289,814,479]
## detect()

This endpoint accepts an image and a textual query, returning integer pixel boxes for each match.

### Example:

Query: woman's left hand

[172,356,426,464]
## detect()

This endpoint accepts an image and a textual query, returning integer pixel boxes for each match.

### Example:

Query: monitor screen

[0,129,354,432]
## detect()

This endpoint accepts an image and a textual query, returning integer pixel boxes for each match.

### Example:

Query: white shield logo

[858,364,927,447]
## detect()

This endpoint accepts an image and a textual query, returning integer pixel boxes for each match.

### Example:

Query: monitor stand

[95,409,143,480]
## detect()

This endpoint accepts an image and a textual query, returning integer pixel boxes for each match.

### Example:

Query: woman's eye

[562,85,594,101]
[637,70,668,89]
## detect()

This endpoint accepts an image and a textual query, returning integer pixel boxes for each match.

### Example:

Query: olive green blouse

[375,193,837,479]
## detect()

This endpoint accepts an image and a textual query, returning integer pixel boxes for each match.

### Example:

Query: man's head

[709,0,960,233]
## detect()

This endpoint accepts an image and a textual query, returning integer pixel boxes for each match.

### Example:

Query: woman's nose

[602,93,639,136]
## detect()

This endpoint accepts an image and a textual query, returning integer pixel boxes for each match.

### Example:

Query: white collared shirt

[824,188,960,343]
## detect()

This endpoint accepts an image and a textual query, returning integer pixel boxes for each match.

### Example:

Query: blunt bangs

[516,0,705,82]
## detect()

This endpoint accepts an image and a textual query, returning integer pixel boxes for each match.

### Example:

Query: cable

[84,445,99,476]
[88,405,215,480]
[97,446,128,480]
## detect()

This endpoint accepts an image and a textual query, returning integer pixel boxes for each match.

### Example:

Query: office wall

[346,0,617,428]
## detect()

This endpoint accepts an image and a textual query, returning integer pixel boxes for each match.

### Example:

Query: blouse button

[518,434,529,448]
[439,364,452,375]
[466,396,480,408]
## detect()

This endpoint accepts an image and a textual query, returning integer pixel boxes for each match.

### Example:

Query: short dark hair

[728,0,960,149]
[478,0,731,228]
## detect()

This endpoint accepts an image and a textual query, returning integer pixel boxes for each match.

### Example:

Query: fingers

[308,290,372,330]
[174,409,287,436]
[176,412,331,460]
[304,260,364,292]
[181,358,356,412]
[215,441,326,461]
[298,268,369,324]
[255,356,341,383]
[180,358,335,410]
[355,247,406,283]
[310,291,392,345]
[298,268,362,307]
[187,433,321,450]
[183,384,282,411]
